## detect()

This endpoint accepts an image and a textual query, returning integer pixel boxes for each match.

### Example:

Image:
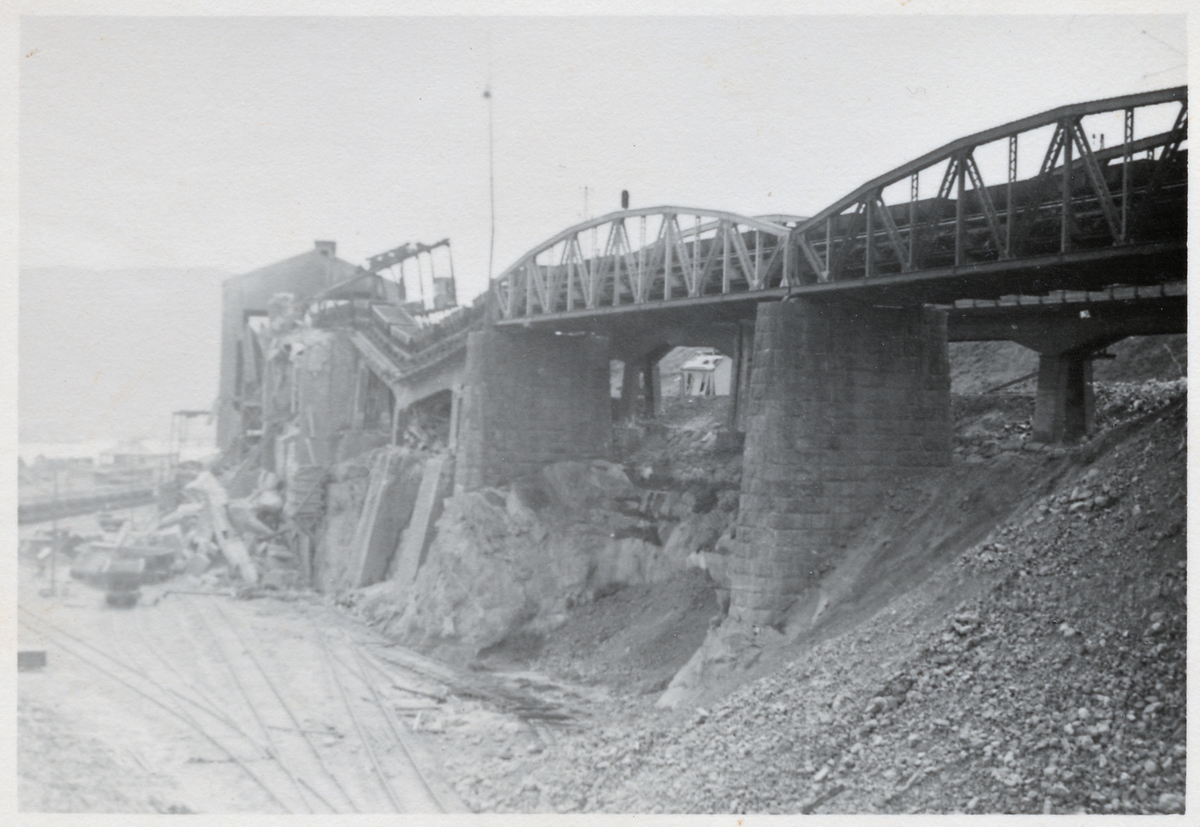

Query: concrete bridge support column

[641,355,660,418]
[1032,353,1095,444]
[455,329,612,491]
[728,320,755,433]
[729,299,952,627]
[616,359,640,423]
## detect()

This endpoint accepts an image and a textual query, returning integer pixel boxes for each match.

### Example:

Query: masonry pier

[728,299,953,626]
[455,329,612,491]
[1032,353,1096,444]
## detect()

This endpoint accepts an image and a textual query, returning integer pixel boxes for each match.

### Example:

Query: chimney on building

[314,240,337,258]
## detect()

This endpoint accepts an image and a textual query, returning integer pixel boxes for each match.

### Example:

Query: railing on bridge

[492,86,1186,321]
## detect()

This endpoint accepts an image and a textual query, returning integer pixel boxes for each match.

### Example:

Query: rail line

[125,612,269,758]
[171,596,357,812]
[182,595,448,812]
[348,640,446,810]
[120,611,347,809]
[20,595,454,813]
[107,609,270,759]
[205,598,362,813]
[117,611,347,813]
[184,599,317,813]
[313,620,404,812]
[17,606,293,812]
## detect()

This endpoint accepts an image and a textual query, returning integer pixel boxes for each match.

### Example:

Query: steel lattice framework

[492,208,797,320]
[492,86,1185,322]
[790,85,1186,286]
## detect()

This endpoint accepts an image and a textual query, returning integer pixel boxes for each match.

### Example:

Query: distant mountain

[19,266,230,444]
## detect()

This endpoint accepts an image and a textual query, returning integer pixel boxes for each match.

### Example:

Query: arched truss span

[790,86,1186,284]
[492,207,793,320]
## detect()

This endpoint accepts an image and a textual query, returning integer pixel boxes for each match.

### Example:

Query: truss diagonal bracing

[492,208,795,320]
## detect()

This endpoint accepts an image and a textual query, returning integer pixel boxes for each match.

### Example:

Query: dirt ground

[18,494,563,815]
[424,386,1186,814]
[480,567,721,696]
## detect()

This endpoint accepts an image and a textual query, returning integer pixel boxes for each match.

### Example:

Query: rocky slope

[421,378,1185,814]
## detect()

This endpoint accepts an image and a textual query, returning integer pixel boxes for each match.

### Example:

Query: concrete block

[390,452,454,590]
[347,448,421,588]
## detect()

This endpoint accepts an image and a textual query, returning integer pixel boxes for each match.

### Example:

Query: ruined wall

[313,447,430,592]
[217,244,361,449]
[455,329,612,490]
[315,463,372,592]
[292,329,359,466]
[729,299,951,626]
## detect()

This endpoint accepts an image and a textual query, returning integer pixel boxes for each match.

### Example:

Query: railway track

[18,485,157,524]
[17,606,292,812]
[18,596,450,813]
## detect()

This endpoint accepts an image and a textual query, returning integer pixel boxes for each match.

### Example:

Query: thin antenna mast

[484,39,496,282]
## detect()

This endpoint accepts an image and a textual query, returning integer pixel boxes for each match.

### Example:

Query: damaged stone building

[213,239,485,595]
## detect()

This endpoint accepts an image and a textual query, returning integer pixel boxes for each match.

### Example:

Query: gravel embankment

[445,394,1186,814]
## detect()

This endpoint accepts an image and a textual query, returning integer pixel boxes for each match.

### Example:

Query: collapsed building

[210,238,489,594]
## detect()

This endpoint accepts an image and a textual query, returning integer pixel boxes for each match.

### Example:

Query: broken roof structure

[217,237,484,474]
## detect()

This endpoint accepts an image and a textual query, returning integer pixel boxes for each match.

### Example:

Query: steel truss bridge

[492,86,1186,324]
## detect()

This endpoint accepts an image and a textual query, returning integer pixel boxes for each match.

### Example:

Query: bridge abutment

[455,329,612,491]
[729,299,952,626]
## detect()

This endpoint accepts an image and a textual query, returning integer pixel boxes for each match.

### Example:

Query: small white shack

[678,350,732,397]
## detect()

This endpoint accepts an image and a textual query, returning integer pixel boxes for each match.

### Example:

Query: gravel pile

[1095,378,1187,428]
[448,392,1185,814]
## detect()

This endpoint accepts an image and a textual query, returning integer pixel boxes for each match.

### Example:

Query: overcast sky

[20,13,1187,303]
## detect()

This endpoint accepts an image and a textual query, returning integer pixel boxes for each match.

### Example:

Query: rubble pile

[953,394,1037,462]
[421,388,1185,815]
[620,396,743,492]
[1094,378,1187,428]
[952,378,1187,464]
[57,465,311,603]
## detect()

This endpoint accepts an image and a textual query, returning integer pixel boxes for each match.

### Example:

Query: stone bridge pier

[454,328,612,491]
[729,299,952,626]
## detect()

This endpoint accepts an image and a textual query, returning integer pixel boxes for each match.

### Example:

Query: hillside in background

[19,266,229,444]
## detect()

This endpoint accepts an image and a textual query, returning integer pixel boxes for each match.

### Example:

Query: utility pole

[484,85,496,281]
